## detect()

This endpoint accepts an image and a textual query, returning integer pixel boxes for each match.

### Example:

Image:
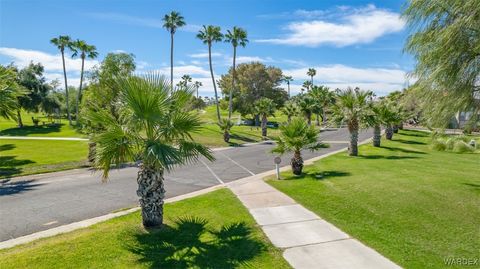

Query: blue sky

[0,0,413,96]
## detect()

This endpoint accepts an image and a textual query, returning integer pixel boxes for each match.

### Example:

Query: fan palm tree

[163,11,186,91]
[272,118,324,175]
[309,86,328,126]
[177,74,192,90]
[366,102,393,147]
[193,81,202,98]
[50,35,73,125]
[297,94,316,125]
[302,80,312,92]
[282,75,293,98]
[255,97,276,137]
[197,25,223,123]
[224,27,248,120]
[307,68,316,85]
[218,118,234,143]
[0,66,26,121]
[71,39,98,122]
[331,88,373,156]
[86,73,214,228]
[282,100,299,123]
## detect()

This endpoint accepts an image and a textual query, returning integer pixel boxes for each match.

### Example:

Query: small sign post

[274,156,281,180]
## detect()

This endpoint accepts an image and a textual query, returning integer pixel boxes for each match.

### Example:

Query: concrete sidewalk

[228,179,401,269]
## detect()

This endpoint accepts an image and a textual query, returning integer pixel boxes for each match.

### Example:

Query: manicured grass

[0,139,88,178]
[268,129,479,269]
[0,189,290,269]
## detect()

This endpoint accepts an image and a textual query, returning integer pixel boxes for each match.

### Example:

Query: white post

[275,164,280,180]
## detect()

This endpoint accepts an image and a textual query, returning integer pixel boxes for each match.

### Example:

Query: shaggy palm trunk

[17,110,23,128]
[306,113,312,126]
[348,121,359,156]
[228,46,236,120]
[393,125,399,133]
[316,114,320,126]
[373,125,381,147]
[137,165,166,228]
[261,114,268,137]
[87,142,96,163]
[291,150,303,175]
[385,125,393,140]
[208,43,221,123]
[223,130,230,143]
[322,110,327,126]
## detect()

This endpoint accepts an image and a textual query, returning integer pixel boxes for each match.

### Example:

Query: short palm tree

[50,35,73,125]
[224,26,248,120]
[307,68,316,85]
[282,75,293,98]
[282,100,299,123]
[0,66,25,121]
[163,11,186,91]
[193,81,202,98]
[331,88,373,156]
[272,118,324,175]
[366,102,395,147]
[297,94,316,125]
[218,118,234,143]
[255,97,276,137]
[197,25,223,123]
[87,74,214,228]
[71,39,98,121]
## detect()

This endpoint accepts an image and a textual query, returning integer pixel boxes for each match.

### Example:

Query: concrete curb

[0,184,224,250]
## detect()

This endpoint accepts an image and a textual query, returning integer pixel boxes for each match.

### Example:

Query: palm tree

[163,11,186,91]
[282,100,299,123]
[218,118,234,143]
[87,74,214,228]
[177,74,192,90]
[272,118,324,175]
[302,80,312,92]
[71,39,98,122]
[51,35,73,125]
[331,88,372,156]
[193,81,202,98]
[197,25,223,123]
[310,85,334,127]
[224,27,248,120]
[307,68,316,85]
[297,94,316,125]
[282,75,293,98]
[0,66,26,122]
[255,97,276,137]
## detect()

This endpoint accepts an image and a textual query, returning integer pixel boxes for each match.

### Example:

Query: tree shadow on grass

[381,146,426,154]
[462,183,480,194]
[0,124,62,136]
[0,179,44,196]
[358,155,419,160]
[394,139,427,145]
[0,144,36,178]
[126,216,265,269]
[230,133,257,143]
[285,170,351,180]
[400,131,429,137]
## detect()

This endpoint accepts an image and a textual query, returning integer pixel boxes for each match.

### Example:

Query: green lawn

[0,189,290,269]
[0,139,88,178]
[268,129,479,269]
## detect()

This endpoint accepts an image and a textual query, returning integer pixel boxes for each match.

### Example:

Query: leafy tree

[87,74,214,228]
[163,11,186,91]
[218,62,287,123]
[197,25,223,123]
[282,75,293,98]
[218,118,234,143]
[0,65,26,121]
[331,88,373,156]
[51,35,73,125]
[282,100,299,123]
[224,26,248,120]
[272,118,324,175]
[71,39,98,121]
[307,68,316,85]
[255,97,276,137]
[403,0,480,128]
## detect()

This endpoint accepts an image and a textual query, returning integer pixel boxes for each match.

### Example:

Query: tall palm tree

[163,11,186,91]
[255,97,276,137]
[87,74,214,228]
[302,80,312,92]
[51,35,73,125]
[331,88,373,156]
[71,39,98,122]
[282,75,293,98]
[272,118,324,175]
[177,74,192,90]
[282,100,299,123]
[297,94,316,125]
[197,25,223,123]
[224,27,248,120]
[307,68,316,86]
[193,81,202,98]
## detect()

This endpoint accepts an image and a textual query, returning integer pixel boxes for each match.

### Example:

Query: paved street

[0,128,372,242]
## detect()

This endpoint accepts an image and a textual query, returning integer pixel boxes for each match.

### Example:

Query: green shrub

[452,141,475,153]
[431,139,447,151]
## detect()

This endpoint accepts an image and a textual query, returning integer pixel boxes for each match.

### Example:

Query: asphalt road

[0,128,372,242]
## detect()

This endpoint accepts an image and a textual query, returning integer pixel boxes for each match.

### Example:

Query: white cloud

[188,52,223,58]
[235,56,274,64]
[153,65,212,78]
[256,5,405,47]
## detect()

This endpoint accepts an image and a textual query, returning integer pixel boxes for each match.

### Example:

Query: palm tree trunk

[61,50,72,125]
[137,165,166,228]
[196,86,199,98]
[322,109,327,126]
[170,32,174,92]
[311,76,313,87]
[393,125,399,133]
[291,150,303,175]
[76,56,85,123]
[306,113,312,126]
[287,82,290,98]
[385,125,393,140]
[208,43,221,123]
[316,114,320,126]
[17,109,23,128]
[348,122,359,156]
[223,130,230,143]
[261,114,267,137]
[228,46,236,120]
[373,125,381,147]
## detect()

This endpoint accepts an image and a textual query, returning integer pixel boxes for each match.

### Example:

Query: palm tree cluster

[50,35,97,125]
